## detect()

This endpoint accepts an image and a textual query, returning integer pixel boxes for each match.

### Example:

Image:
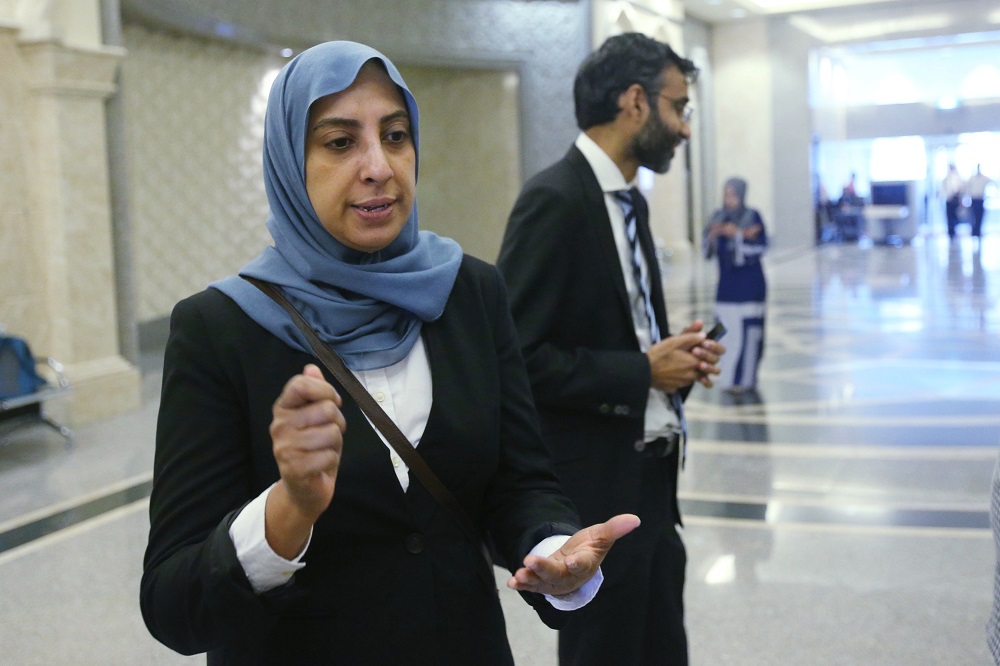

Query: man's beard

[631,108,680,174]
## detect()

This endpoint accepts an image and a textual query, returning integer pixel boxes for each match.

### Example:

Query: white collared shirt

[967,172,994,199]
[942,172,965,198]
[574,133,681,439]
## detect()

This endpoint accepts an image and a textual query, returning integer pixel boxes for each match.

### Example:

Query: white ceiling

[683,0,1000,45]
[684,0,926,23]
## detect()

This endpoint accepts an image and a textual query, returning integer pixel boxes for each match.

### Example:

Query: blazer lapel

[399,328,448,528]
[564,147,633,324]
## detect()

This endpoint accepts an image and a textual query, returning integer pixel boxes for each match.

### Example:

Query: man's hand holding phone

[647,320,726,391]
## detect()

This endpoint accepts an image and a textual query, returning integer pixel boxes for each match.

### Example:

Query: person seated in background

[840,172,861,207]
[830,173,865,242]
[139,40,639,665]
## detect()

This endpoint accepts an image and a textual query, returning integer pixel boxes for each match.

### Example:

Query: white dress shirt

[967,172,994,199]
[942,172,965,199]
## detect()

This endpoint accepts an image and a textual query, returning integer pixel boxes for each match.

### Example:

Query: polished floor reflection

[675,233,998,665]
[0,232,997,665]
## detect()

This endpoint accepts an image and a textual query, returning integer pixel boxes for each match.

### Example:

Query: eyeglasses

[657,92,694,123]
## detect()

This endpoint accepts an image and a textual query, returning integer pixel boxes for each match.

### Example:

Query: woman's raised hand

[265,364,346,558]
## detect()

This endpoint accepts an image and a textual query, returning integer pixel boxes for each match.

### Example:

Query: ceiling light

[789,13,952,43]
[747,0,895,10]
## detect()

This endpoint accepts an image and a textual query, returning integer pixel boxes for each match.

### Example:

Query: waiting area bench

[0,340,73,444]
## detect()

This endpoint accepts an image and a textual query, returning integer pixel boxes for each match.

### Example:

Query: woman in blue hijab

[704,177,768,393]
[141,41,638,665]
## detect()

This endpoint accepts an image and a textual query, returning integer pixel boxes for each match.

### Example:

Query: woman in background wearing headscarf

[704,177,768,394]
[140,41,638,665]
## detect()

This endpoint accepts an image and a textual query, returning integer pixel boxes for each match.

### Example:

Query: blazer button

[599,403,611,414]
[633,440,646,453]
[614,405,630,416]
[404,533,425,554]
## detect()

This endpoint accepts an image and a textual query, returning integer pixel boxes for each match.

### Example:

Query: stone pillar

[14,37,140,423]
[712,19,776,246]
[706,17,816,253]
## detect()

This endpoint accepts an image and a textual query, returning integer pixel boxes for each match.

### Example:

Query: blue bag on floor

[0,335,47,400]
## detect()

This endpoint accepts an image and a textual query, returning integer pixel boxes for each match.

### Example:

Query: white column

[709,17,818,252]
[0,1,141,423]
[711,19,776,235]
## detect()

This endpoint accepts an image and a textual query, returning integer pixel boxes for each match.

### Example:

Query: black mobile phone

[706,321,727,341]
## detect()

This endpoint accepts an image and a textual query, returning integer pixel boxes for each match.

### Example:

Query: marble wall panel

[120,25,278,321]
[122,0,588,180]
[400,66,521,263]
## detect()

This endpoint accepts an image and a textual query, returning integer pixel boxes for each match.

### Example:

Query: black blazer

[497,146,682,541]
[140,256,580,665]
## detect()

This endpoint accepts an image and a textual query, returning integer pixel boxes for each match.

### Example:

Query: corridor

[0,232,997,665]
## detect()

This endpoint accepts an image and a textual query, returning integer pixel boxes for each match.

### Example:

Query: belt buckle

[636,429,681,458]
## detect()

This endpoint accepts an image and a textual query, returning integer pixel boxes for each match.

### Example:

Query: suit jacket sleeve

[456,261,582,628]
[477,262,580,549]
[140,296,299,655]
[498,175,652,419]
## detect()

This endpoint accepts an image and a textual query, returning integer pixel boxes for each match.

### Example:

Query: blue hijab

[212,41,463,371]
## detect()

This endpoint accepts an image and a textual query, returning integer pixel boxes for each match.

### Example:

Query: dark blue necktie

[613,188,688,467]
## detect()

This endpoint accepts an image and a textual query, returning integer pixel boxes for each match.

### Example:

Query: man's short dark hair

[573,33,698,130]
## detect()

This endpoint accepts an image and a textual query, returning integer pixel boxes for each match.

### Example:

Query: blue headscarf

[212,41,463,371]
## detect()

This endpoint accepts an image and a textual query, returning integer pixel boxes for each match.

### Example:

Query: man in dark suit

[497,33,724,666]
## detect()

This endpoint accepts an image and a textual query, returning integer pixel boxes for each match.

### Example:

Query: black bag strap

[242,276,491,565]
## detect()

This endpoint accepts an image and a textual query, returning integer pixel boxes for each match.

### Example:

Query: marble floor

[1,231,997,665]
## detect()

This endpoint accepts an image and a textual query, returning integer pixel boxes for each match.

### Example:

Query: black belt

[633,430,682,459]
